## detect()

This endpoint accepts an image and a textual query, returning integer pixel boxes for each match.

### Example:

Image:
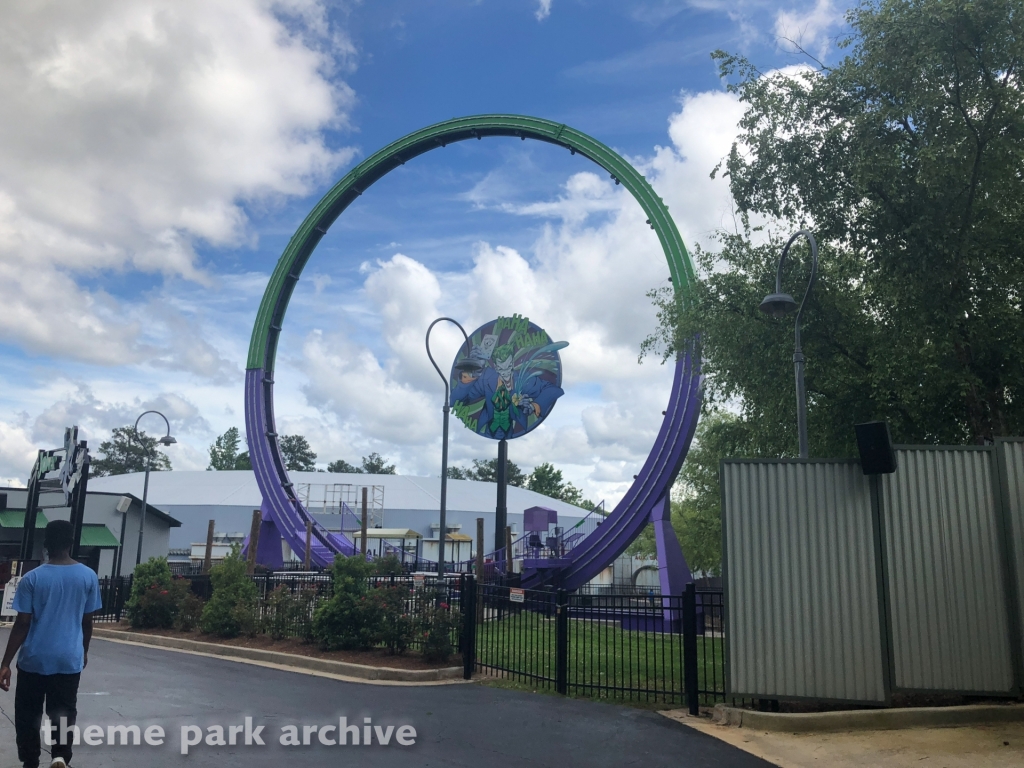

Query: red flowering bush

[130,578,190,629]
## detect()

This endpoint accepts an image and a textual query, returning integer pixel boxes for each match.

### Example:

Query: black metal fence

[466,580,728,710]
[96,570,730,708]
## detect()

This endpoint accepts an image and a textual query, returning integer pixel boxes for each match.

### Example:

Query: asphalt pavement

[0,627,772,768]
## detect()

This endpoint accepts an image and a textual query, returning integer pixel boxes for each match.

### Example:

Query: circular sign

[449,315,568,440]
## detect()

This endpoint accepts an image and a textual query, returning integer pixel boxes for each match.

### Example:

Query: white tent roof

[87,470,590,519]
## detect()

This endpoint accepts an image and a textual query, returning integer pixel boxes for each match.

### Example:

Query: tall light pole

[128,410,176,568]
[425,318,478,579]
[759,230,819,459]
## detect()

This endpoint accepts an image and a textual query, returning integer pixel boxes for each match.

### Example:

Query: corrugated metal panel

[881,448,1015,693]
[723,461,886,702]
[999,440,1024,669]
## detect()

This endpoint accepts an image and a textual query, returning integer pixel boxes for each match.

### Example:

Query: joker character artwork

[450,315,568,441]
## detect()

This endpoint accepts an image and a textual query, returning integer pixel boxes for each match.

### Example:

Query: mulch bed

[104,624,456,670]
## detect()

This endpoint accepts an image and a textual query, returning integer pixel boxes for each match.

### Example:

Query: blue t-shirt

[12,563,103,675]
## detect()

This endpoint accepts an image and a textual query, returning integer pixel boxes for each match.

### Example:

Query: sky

[0,0,851,504]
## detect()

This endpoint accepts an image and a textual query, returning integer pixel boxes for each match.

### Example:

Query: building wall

[0,488,175,576]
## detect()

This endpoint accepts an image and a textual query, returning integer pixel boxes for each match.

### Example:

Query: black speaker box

[855,421,897,475]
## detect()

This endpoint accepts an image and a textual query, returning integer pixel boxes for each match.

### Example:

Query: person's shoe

[49,759,67,768]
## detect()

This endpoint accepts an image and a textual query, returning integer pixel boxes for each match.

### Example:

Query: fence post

[683,581,699,716]
[555,589,568,695]
[462,575,477,680]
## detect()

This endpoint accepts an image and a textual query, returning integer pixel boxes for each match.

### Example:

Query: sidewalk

[663,710,1024,768]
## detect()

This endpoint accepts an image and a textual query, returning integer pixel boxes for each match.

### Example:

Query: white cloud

[0,63,750,505]
[0,1,356,372]
[535,1,553,21]
[774,0,844,59]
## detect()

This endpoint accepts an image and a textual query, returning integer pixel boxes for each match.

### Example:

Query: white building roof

[87,470,590,519]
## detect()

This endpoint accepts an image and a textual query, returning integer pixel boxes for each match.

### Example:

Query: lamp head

[454,359,484,374]
[759,292,799,319]
[158,435,177,446]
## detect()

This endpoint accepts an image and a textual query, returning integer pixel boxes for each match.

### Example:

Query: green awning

[78,524,120,548]
[0,510,49,529]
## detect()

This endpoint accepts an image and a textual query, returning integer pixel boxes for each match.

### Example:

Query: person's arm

[82,611,95,669]
[1,612,32,692]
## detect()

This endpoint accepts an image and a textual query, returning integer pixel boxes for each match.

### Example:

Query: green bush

[265,586,315,641]
[173,592,204,632]
[373,553,404,577]
[200,546,259,638]
[374,585,415,655]
[419,595,461,663]
[312,555,382,650]
[125,557,174,624]
[130,579,190,629]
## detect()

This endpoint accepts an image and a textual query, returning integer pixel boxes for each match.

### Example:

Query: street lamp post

[425,318,478,579]
[124,410,176,570]
[759,230,819,459]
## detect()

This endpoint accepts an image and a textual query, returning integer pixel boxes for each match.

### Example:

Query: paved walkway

[0,628,770,768]
[665,711,1024,768]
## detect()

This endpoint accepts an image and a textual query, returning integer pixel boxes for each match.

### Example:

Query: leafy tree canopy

[360,452,396,475]
[207,427,251,471]
[448,459,596,508]
[448,457,526,487]
[639,0,1024,573]
[327,453,397,474]
[279,435,317,472]
[327,459,361,473]
[91,426,172,477]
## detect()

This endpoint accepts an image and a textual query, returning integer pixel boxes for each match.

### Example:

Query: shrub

[420,596,461,663]
[312,555,382,650]
[373,553,404,577]
[173,592,205,632]
[125,557,174,624]
[200,546,259,638]
[265,586,308,641]
[130,578,190,629]
[313,590,383,650]
[374,585,415,655]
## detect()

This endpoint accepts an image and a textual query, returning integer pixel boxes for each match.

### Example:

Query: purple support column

[651,492,692,625]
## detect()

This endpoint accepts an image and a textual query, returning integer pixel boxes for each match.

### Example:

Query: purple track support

[245,368,355,568]
[522,350,702,591]
[651,492,692,621]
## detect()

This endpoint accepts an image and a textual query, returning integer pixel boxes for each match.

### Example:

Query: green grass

[474,613,725,706]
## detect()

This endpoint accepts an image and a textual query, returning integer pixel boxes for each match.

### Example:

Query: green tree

[327,459,362,473]
[445,466,468,480]
[526,462,593,508]
[458,457,526,487]
[91,426,172,477]
[279,435,317,472]
[647,0,1024,455]
[207,427,250,470]
[360,452,396,474]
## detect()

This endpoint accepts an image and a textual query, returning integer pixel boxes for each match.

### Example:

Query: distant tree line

[206,427,398,475]
[447,459,595,510]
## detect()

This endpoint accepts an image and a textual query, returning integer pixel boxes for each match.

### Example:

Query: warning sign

[509,587,525,604]
[2,576,21,617]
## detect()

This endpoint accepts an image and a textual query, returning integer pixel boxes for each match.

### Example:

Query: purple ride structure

[243,115,702,594]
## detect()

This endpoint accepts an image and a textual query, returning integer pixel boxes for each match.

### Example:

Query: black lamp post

[425,318,478,579]
[759,230,818,459]
[124,410,176,570]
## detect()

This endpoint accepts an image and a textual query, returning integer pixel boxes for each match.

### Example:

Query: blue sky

[0,0,849,501]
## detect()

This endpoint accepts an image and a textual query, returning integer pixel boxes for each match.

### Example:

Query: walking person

[1,520,103,768]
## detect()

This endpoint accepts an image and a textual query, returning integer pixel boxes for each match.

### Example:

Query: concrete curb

[709,703,1024,732]
[93,628,464,683]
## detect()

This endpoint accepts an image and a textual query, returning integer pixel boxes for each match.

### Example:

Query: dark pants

[15,668,80,767]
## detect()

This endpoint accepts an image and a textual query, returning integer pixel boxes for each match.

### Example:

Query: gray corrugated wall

[723,461,887,702]
[999,440,1024,671]
[880,448,1015,693]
